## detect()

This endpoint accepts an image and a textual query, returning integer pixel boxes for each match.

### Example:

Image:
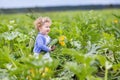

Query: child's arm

[36,36,50,52]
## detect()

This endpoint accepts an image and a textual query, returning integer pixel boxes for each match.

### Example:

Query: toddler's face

[39,22,51,35]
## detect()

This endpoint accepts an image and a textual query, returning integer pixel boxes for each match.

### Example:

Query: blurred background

[0,0,120,13]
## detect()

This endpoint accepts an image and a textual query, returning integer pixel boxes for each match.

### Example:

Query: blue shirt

[33,32,50,53]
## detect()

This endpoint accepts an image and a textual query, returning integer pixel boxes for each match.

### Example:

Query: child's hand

[50,45,56,51]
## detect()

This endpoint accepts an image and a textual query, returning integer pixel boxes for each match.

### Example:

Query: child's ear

[38,27,41,31]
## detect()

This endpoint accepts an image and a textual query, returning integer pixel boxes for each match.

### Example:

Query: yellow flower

[58,35,66,46]
[41,67,50,77]
[59,41,65,46]
[114,19,118,24]
[59,35,66,41]
[29,68,35,77]
[45,67,49,72]
[42,72,46,77]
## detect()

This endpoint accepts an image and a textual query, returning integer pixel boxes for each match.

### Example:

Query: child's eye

[46,26,50,28]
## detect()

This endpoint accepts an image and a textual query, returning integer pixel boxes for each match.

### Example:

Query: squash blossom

[59,41,65,46]
[42,72,46,77]
[45,67,49,72]
[58,35,66,46]
[42,67,50,77]
[29,68,35,77]
[114,19,118,24]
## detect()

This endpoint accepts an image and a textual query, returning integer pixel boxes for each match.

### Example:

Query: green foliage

[0,9,120,80]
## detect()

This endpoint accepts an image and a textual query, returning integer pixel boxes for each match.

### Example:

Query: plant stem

[11,59,17,68]
[104,68,108,80]
[113,52,118,64]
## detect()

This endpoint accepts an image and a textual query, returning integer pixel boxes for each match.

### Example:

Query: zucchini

[48,39,58,47]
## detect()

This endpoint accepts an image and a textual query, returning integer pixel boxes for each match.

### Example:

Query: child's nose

[47,29,50,31]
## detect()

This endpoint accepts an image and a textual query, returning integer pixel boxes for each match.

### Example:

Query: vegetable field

[0,9,120,80]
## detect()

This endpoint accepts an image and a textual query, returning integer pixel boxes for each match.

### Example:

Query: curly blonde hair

[34,17,52,31]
